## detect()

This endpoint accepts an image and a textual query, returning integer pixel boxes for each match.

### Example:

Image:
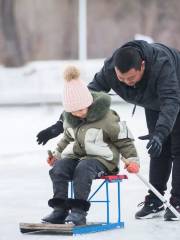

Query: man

[37,40,180,221]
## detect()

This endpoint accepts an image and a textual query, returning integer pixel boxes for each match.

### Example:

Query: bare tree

[0,0,23,66]
[0,0,180,66]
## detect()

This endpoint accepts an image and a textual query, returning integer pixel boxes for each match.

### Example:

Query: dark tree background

[0,0,180,66]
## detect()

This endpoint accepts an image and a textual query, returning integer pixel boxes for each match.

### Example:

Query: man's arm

[141,63,180,157]
[155,62,180,141]
[36,113,64,145]
[88,58,112,92]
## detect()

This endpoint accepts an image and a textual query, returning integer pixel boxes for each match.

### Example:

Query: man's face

[115,61,145,86]
[71,108,88,119]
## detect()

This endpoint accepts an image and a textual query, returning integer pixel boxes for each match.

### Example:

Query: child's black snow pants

[49,158,108,200]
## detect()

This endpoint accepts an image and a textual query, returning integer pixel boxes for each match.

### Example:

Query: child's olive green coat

[53,91,139,173]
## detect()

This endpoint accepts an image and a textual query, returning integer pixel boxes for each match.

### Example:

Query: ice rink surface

[0,103,179,240]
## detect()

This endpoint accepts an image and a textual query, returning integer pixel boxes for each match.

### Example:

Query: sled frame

[69,174,128,233]
[20,175,127,235]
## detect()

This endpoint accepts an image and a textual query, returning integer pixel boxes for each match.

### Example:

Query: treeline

[0,0,180,66]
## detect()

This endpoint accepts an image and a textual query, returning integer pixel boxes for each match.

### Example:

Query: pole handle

[121,157,180,219]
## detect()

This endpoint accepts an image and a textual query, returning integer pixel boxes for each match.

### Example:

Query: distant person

[42,66,139,225]
[37,40,180,221]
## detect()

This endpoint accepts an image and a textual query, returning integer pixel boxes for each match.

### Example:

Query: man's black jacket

[88,40,180,141]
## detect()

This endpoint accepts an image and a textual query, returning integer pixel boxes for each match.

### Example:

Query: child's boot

[42,198,68,224]
[65,199,90,225]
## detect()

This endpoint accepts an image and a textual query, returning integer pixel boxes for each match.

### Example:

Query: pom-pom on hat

[63,66,93,112]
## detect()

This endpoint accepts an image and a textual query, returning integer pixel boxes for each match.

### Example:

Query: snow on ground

[0,102,179,240]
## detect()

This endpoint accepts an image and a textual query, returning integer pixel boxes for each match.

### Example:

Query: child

[42,66,140,226]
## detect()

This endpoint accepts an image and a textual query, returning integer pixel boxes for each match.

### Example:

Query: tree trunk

[0,0,23,66]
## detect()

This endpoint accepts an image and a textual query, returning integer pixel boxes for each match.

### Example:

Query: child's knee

[76,159,89,171]
[49,160,63,176]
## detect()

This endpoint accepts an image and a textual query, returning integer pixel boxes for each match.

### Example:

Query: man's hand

[139,134,162,157]
[124,162,140,173]
[36,121,64,145]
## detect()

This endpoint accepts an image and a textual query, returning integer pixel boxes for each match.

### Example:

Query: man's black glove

[36,121,64,145]
[138,134,163,157]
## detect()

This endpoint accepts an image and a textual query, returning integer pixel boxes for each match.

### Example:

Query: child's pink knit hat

[63,66,93,112]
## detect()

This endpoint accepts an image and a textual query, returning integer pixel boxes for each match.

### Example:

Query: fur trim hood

[63,91,111,128]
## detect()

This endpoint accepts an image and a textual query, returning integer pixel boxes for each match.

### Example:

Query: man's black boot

[164,196,180,221]
[135,194,164,219]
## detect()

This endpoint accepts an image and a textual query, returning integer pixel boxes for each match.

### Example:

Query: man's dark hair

[114,47,142,73]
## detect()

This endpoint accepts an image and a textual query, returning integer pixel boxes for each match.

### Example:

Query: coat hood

[64,91,111,128]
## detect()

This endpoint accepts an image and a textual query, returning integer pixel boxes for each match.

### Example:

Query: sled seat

[100,174,128,181]
[69,174,128,232]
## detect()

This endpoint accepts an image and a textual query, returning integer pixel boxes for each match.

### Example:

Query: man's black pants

[145,109,180,199]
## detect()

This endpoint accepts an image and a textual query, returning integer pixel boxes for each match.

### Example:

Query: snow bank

[0,59,121,105]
